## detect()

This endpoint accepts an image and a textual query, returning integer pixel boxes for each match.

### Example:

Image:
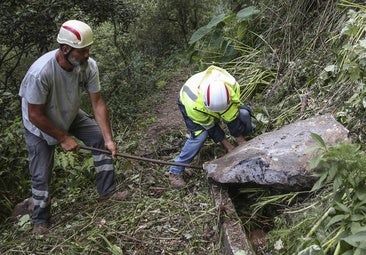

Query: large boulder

[204,114,350,191]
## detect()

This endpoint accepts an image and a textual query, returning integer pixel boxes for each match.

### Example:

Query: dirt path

[148,70,188,137]
[137,68,190,156]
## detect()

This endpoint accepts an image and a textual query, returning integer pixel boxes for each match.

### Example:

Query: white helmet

[57,20,93,48]
[203,80,230,112]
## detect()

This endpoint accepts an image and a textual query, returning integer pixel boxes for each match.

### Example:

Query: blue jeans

[169,131,208,175]
[169,101,254,175]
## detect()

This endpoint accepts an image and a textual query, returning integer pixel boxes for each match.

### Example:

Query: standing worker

[19,20,128,234]
[169,65,254,189]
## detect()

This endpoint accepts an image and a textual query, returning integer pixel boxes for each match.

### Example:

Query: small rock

[12,197,34,218]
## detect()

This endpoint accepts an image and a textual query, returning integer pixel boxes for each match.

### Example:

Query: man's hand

[105,140,117,157]
[221,138,235,152]
[236,135,246,145]
[28,103,78,151]
[59,135,79,151]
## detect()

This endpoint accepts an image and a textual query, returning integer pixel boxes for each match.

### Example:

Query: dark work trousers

[24,109,116,225]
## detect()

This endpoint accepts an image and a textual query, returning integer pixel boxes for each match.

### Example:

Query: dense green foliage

[188,0,366,253]
[0,0,218,220]
[1,0,366,254]
[309,134,366,254]
[189,0,364,131]
[254,134,366,254]
[0,0,134,92]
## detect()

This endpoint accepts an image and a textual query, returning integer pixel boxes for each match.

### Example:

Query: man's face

[67,46,91,67]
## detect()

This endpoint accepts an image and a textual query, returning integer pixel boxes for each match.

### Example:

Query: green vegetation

[257,135,366,254]
[1,0,366,254]
[188,0,366,253]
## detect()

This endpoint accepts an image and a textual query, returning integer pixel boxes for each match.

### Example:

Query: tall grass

[191,0,366,253]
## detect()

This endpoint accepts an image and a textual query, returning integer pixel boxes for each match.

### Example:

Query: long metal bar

[79,145,203,170]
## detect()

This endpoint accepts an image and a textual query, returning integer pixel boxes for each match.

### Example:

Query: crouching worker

[18,20,128,235]
[169,65,254,189]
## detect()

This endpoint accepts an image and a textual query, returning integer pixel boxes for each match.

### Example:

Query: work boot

[32,223,50,235]
[99,190,129,202]
[165,169,193,177]
[169,173,186,189]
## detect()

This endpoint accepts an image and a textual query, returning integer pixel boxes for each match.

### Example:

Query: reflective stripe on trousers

[24,110,116,224]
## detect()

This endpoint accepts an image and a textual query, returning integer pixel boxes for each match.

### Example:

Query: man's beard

[67,55,82,67]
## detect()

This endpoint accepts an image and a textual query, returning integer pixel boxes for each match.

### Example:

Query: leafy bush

[0,92,29,221]
[52,149,95,199]
[260,134,366,254]
[331,8,366,143]
[188,5,261,64]
[306,134,366,254]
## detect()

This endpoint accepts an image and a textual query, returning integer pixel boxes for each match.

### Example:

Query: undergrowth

[0,150,222,254]
[262,135,366,254]
[190,0,366,254]
[2,0,366,254]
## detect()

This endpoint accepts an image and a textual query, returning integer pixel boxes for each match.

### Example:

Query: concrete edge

[209,183,255,255]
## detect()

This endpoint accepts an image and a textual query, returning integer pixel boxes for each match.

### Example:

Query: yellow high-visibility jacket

[180,65,242,132]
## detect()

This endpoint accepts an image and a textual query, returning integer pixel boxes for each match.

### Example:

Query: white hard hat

[57,20,93,48]
[203,80,230,112]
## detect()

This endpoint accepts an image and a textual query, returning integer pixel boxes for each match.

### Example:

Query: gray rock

[204,114,350,191]
[12,197,34,218]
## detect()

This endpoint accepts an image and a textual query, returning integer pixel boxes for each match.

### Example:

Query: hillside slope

[1,68,225,255]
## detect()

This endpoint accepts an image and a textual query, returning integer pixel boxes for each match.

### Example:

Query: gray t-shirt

[19,49,101,145]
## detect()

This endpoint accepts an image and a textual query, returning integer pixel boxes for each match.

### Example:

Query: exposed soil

[136,68,190,157]
[148,69,189,137]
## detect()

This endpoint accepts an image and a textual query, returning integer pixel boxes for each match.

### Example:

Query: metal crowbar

[79,145,203,170]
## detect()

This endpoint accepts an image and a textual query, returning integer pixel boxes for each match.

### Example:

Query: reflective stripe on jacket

[180,65,242,129]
